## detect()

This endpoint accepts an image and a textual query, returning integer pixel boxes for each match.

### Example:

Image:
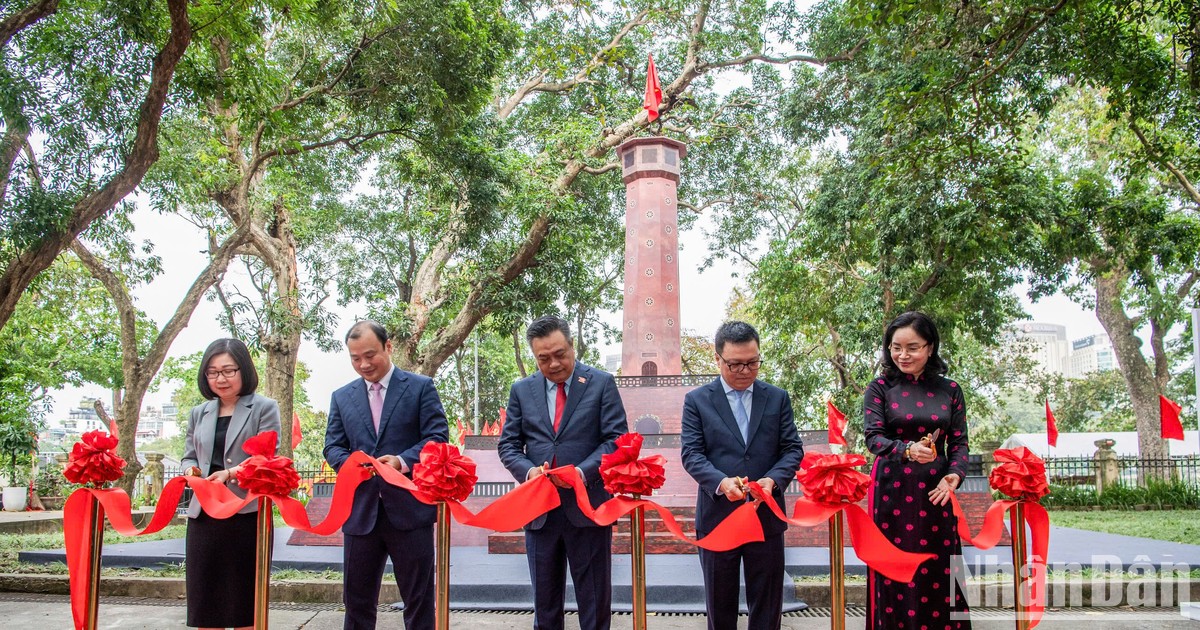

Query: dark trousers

[525,507,613,630]
[342,505,435,630]
[698,532,785,630]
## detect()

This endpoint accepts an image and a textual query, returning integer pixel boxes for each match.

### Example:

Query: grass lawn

[1049,509,1200,544]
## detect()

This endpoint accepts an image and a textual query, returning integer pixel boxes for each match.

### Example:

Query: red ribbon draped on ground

[749,452,936,583]
[950,447,1050,628]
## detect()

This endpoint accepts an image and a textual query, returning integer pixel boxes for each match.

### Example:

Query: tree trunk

[253,202,303,458]
[263,332,299,458]
[1093,266,1171,478]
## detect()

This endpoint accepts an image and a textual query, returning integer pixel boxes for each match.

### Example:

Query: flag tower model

[617,136,687,377]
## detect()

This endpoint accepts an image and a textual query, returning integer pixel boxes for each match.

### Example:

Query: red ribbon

[407,442,563,531]
[746,480,935,583]
[950,447,1051,628]
[548,465,764,551]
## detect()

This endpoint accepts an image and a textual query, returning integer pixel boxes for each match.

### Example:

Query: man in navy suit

[681,321,804,630]
[498,315,628,630]
[324,320,449,630]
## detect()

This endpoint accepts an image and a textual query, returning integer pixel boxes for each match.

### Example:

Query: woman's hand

[206,465,240,484]
[928,473,960,506]
[907,441,937,464]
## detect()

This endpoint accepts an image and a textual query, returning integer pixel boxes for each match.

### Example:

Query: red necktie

[553,382,566,433]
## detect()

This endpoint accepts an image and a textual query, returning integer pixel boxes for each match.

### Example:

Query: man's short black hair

[345,320,389,346]
[197,338,259,400]
[714,320,759,354]
[526,316,573,345]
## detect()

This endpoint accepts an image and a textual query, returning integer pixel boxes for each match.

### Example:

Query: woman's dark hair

[880,311,948,379]
[197,338,259,400]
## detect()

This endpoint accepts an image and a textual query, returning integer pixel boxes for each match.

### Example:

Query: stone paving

[0,593,1197,629]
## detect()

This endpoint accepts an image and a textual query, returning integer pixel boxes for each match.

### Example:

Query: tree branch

[0,0,59,49]
[579,162,620,175]
[698,41,867,72]
[0,0,192,331]
[69,240,140,371]
[1130,121,1200,206]
[496,10,649,119]
[247,127,413,184]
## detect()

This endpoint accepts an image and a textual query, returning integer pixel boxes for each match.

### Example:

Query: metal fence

[1042,456,1200,488]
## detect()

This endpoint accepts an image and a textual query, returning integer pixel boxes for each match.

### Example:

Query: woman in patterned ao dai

[863,312,971,629]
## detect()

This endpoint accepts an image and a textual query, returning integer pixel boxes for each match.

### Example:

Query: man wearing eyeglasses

[681,320,804,630]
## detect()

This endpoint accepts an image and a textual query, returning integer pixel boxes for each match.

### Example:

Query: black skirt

[186,509,265,628]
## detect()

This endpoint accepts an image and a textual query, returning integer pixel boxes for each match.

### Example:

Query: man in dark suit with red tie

[324,320,449,630]
[498,315,628,630]
[681,320,804,630]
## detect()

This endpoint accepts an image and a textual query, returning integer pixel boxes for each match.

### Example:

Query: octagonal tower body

[618,137,687,377]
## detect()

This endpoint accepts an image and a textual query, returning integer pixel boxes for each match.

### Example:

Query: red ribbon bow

[600,433,666,496]
[412,441,478,503]
[63,430,126,486]
[989,446,1050,501]
[795,452,870,504]
[951,447,1051,628]
[235,431,301,497]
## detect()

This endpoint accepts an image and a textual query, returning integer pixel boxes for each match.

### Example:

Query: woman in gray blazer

[181,338,280,630]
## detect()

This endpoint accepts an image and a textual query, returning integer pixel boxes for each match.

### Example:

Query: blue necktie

[733,389,750,444]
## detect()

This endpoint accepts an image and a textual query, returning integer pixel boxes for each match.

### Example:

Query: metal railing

[1042,456,1200,488]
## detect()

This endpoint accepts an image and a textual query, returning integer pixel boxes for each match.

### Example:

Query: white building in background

[1070,334,1116,377]
[136,404,182,441]
[1013,322,1070,376]
[56,399,108,435]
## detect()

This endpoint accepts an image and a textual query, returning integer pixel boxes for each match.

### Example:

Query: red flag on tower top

[1160,395,1185,441]
[1044,399,1058,448]
[643,54,663,122]
[826,400,847,446]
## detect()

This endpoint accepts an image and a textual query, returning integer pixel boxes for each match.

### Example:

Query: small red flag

[1045,399,1058,447]
[643,54,663,122]
[826,400,847,446]
[291,411,303,450]
[1160,395,1185,441]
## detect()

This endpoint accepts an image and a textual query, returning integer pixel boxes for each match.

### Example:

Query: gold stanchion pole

[1009,502,1029,630]
[84,494,104,630]
[253,497,272,630]
[631,497,647,630]
[436,501,451,630]
[829,510,845,630]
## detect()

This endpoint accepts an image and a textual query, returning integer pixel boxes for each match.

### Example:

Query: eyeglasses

[719,355,763,373]
[888,343,928,356]
[205,367,241,380]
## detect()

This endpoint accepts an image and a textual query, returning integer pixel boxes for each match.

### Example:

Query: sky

[46,201,1106,422]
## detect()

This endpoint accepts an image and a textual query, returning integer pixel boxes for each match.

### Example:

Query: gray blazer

[181,393,281,518]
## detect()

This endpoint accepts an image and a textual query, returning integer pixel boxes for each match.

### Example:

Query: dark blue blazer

[680,378,804,538]
[324,368,449,535]
[497,361,628,529]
